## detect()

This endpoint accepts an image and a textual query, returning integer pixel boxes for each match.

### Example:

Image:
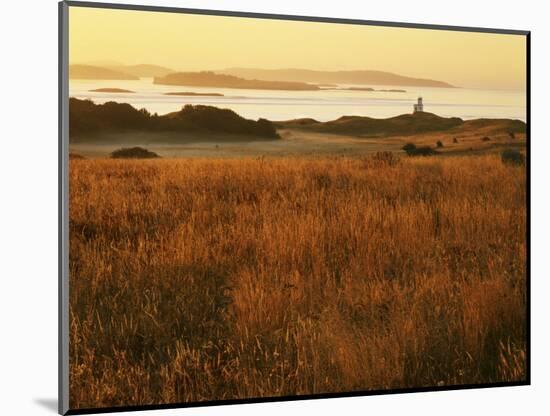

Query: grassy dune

[69,155,527,409]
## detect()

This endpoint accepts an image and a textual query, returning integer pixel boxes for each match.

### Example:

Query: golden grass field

[69,154,527,409]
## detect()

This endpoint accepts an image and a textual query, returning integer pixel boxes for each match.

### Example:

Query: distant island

[218,68,456,88]
[164,91,224,97]
[345,87,375,91]
[70,64,454,88]
[379,89,407,93]
[89,88,135,93]
[69,64,139,80]
[154,71,320,91]
[330,87,407,93]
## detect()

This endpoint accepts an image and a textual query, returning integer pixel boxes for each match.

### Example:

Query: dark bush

[413,146,437,156]
[509,131,516,139]
[501,149,525,166]
[111,147,160,159]
[402,143,436,156]
[482,136,491,141]
[436,140,444,148]
[453,137,459,143]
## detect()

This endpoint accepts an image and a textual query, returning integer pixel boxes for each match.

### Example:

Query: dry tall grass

[69,154,526,409]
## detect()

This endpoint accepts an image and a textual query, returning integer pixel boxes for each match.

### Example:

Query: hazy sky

[69,6,526,90]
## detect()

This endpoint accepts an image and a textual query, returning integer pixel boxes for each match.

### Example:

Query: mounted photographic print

[58,1,530,414]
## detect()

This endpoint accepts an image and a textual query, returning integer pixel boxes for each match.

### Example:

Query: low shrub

[110,147,160,159]
[402,143,416,153]
[501,149,525,166]
[402,143,436,156]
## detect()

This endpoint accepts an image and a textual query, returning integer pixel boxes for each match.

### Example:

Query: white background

[0,0,548,414]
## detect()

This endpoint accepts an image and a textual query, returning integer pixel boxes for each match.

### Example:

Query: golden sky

[69,6,526,90]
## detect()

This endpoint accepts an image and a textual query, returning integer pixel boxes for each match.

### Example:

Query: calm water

[70,78,526,122]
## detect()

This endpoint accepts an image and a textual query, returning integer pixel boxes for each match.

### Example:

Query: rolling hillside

[69,64,138,80]
[219,68,456,88]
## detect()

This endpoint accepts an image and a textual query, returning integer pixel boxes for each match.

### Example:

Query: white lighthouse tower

[413,97,424,113]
